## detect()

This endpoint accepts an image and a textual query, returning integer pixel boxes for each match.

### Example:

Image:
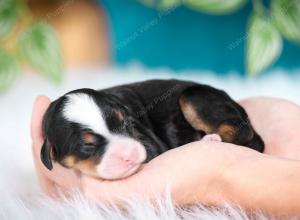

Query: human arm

[31,96,300,215]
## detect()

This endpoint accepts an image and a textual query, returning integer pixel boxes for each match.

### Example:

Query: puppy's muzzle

[96,136,147,180]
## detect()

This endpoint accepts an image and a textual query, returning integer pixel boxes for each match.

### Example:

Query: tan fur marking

[179,96,213,133]
[62,155,100,177]
[62,155,77,167]
[73,159,100,177]
[217,124,236,142]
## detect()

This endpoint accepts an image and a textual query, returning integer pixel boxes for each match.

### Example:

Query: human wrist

[169,142,259,206]
[207,144,262,206]
[222,152,300,215]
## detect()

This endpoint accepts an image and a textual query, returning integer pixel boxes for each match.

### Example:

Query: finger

[49,163,82,189]
[30,96,84,196]
[30,95,51,145]
[80,165,158,204]
[37,171,59,198]
[34,156,82,195]
[30,96,56,195]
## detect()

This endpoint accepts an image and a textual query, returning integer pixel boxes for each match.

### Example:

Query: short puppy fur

[41,79,264,180]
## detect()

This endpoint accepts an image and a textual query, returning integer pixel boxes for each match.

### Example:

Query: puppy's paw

[202,134,222,142]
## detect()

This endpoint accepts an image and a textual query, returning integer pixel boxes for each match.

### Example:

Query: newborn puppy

[41,79,264,180]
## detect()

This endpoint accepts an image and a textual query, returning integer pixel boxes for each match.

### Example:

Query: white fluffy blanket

[0,66,299,219]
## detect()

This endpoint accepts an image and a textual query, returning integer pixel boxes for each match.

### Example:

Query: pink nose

[97,137,147,180]
[120,148,138,164]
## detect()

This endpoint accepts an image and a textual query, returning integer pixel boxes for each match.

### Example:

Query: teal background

[99,0,300,74]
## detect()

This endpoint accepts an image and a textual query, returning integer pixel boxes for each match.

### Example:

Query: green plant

[0,0,63,92]
[138,0,300,76]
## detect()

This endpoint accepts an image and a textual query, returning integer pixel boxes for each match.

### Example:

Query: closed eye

[76,144,97,159]
[80,132,107,158]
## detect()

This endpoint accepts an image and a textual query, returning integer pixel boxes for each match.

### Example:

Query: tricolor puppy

[41,80,264,180]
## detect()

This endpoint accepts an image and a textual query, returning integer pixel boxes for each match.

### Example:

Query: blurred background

[0,0,299,200]
[1,0,300,83]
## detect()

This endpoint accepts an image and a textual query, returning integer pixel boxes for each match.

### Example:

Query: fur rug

[0,66,299,219]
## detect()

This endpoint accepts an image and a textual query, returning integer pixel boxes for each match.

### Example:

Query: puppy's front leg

[202,134,222,142]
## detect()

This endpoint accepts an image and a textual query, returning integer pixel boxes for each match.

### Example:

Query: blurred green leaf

[18,22,63,83]
[271,0,300,43]
[246,14,282,76]
[137,0,180,9]
[183,0,247,15]
[0,48,19,92]
[159,0,180,8]
[0,0,23,37]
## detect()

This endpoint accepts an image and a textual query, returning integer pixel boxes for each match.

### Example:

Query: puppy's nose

[96,138,147,180]
[119,145,139,164]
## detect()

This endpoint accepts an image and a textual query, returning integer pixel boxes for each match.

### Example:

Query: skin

[31,96,300,215]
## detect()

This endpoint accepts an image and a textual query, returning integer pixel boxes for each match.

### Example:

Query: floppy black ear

[40,139,53,170]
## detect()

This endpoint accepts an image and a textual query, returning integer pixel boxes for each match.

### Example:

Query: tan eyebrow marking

[82,132,96,144]
[116,110,124,121]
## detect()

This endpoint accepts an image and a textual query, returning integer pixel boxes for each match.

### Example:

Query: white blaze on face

[62,93,147,179]
[63,93,111,137]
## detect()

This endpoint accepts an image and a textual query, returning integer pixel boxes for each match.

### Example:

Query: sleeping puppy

[41,79,264,180]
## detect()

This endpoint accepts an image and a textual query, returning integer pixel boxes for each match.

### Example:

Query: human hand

[240,97,300,159]
[31,95,300,205]
[31,96,81,197]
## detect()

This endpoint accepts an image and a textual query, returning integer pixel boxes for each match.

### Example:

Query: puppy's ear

[40,139,53,170]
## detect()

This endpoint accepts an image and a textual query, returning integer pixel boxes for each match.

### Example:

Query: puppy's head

[41,89,147,180]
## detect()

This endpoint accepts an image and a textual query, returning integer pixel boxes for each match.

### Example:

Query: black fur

[41,79,264,170]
